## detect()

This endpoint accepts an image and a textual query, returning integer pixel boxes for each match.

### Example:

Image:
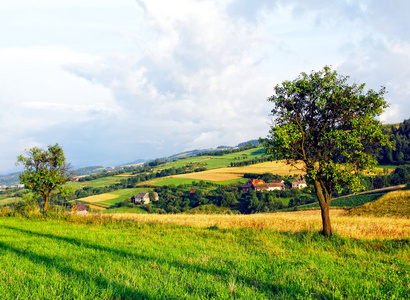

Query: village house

[132,192,159,204]
[241,179,285,193]
[71,202,88,214]
[292,178,308,189]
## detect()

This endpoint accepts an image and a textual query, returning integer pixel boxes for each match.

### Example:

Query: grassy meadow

[0,212,409,299]
[299,193,386,211]
[155,148,267,171]
[76,188,149,209]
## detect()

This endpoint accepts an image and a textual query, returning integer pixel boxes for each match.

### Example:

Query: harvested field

[78,194,118,203]
[171,160,305,181]
[107,209,410,240]
[169,171,243,181]
[87,204,106,211]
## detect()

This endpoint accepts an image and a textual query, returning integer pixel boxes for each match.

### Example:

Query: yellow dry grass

[170,171,242,181]
[78,194,118,203]
[87,204,106,211]
[348,189,410,218]
[105,209,410,240]
[172,160,305,181]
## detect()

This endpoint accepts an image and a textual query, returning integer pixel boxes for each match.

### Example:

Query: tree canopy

[16,143,74,214]
[263,66,391,236]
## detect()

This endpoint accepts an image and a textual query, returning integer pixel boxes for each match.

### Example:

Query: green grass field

[0,216,408,299]
[68,175,130,189]
[0,197,21,206]
[155,148,266,171]
[98,188,148,206]
[149,177,205,186]
[299,193,385,210]
[76,188,149,207]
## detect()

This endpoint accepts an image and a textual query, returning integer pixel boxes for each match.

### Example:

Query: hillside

[347,189,410,218]
[0,172,20,187]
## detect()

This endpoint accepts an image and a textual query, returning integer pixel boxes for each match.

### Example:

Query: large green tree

[263,66,391,236]
[16,143,74,214]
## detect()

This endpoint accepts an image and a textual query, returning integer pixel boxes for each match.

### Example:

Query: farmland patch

[77,194,118,203]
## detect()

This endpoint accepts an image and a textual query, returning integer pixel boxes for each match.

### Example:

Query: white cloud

[0,0,409,174]
[0,47,122,173]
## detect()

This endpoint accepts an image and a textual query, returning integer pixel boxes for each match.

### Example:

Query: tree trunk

[313,180,332,236]
[320,201,332,236]
[43,194,50,215]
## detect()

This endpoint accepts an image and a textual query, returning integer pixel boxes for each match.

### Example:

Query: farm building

[71,203,88,214]
[241,180,285,193]
[132,192,159,204]
[292,178,307,189]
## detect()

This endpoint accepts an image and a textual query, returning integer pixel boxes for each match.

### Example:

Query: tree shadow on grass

[0,240,159,300]
[1,225,331,299]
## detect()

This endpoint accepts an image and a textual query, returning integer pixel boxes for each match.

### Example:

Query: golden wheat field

[87,204,106,210]
[104,209,410,240]
[171,160,305,181]
[78,193,118,203]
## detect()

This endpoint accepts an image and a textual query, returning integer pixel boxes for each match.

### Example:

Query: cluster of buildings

[129,179,308,205]
[241,178,307,193]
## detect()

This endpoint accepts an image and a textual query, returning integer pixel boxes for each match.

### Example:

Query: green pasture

[376,164,398,170]
[148,177,205,186]
[214,178,248,185]
[0,197,21,206]
[68,176,129,189]
[98,188,149,206]
[0,216,408,299]
[156,148,266,171]
[295,193,385,210]
[144,177,247,187]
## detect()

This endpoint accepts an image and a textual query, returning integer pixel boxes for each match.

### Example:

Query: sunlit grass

[0,215,408,299]
[108,209,410,240]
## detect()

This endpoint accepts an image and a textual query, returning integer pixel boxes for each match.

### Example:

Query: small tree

[263,66,391,236]
[16,143,74,214]
[149,191,157,203]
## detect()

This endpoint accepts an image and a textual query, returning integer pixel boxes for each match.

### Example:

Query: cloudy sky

[1,0,409,174]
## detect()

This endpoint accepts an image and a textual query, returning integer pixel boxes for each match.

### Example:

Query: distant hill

[0,139,260,187]
[237,139,260,148]
[0,172,20,187]
[121,159,145,166]
[166,140,258,162]
[74,166,105,176]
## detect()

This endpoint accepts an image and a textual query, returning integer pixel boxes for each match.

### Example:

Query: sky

[1,0,409,174]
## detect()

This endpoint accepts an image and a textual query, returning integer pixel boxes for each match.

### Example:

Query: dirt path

[332,184,406,200]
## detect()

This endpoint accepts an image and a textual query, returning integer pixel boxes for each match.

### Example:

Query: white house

[132,192,159,204]
[292,178,307,189]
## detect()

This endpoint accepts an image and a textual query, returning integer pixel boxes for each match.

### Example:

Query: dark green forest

[379,119,410,164]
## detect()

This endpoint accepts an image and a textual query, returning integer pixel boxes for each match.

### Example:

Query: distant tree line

[378,119,410,165]
[230,156,272,167]
[333,165,410,197]
[197,142,257,157]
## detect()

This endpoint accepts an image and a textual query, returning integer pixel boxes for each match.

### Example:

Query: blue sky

[1,0,409,174]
